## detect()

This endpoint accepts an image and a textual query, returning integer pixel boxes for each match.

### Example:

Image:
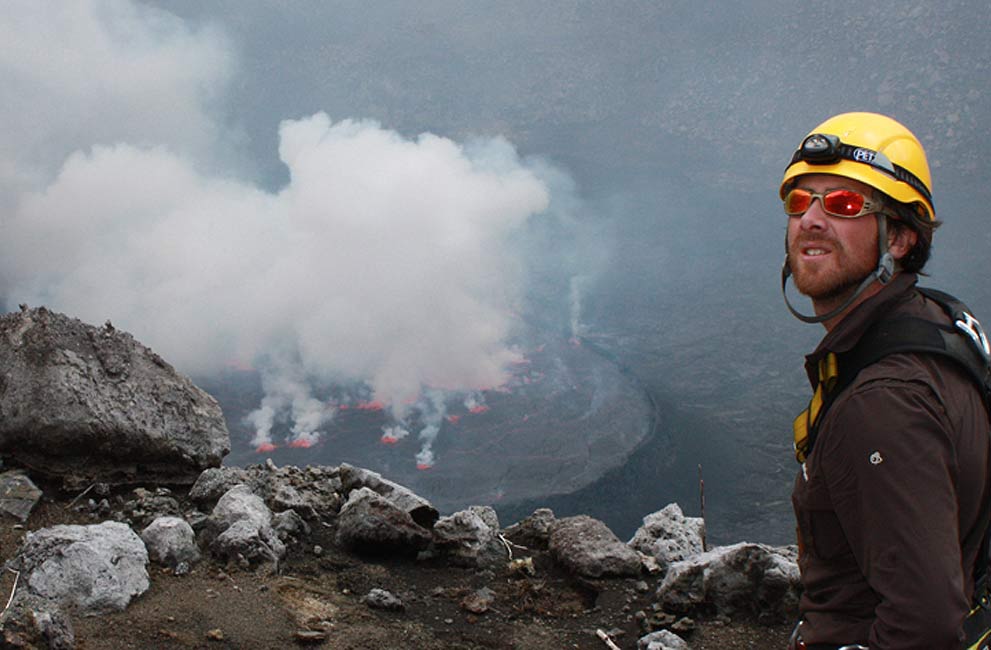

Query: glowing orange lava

[287,438,314,449]
[446,415,461,424]
[416,463,432,471]
[255,443,277,453]
[356,400,385,411]
[469,405,490,415]
[381,435,400,445]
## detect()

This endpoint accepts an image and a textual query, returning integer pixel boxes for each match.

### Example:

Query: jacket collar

[803,272,919,387]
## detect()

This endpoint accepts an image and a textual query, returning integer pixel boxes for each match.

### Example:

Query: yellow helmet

[780,112,934,221]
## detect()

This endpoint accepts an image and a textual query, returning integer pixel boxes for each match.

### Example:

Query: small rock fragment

[362,588,404,611]
[294,629,329,643]
[460,587,495,614]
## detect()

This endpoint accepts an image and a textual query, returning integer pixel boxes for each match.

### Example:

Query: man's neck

[815,280,886,332]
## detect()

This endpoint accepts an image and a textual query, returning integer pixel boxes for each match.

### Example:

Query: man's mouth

[795,239,834,258]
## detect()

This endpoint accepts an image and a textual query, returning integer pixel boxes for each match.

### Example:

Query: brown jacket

[792,273,991,649]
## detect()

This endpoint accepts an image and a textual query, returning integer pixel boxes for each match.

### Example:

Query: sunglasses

[783,187,887,219]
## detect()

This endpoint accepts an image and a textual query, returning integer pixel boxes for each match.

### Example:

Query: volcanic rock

[189,464,342,521]
[207,484,285,566]
[335,487,432,554]
[502,507,556,550]
[272,509,312,541]
[339,463,438,528]
[637,629,690,650]
[628,503,705,568]
[656,542,800,622]
[0,470,42,522]
[188,467,252,506]
[548,515,642,578]
[141,516,201,568]
[432,505,505,568]
[0,307,229,484]
[0,590,75,650]
[211,485,271,530]
[361,588,404,611]
[460,587,496,614]
[211,519,286,567]
[9,520,150,615]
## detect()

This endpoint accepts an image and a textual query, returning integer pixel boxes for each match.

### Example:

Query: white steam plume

[0,3,557,454]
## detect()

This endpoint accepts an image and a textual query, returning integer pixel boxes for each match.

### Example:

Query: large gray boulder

[335,487,432,554]
[0,307,229,484]
[628,503,705,567]
[548,515,642,578]
[656,542,801,622]
[339,463,438,528]
[9,521,149,615]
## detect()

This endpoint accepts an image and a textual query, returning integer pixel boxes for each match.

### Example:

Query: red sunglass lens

[784,189,812,215]
[822,190,864,217]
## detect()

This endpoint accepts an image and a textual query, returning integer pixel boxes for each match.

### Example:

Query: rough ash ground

[1,482,791,650]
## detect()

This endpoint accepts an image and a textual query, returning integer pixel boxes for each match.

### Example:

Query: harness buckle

[956,311,991,362]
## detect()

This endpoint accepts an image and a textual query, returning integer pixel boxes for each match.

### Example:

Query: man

[781,112,991,649]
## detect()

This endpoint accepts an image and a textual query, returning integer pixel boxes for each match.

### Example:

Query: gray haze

[2,1,989,542]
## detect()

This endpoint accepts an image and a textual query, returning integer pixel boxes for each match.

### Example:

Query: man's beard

[789,236,877,302]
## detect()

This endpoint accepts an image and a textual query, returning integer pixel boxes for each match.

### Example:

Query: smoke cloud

[0,2,562,456]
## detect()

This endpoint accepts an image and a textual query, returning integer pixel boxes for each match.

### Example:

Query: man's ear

[888,222,918,261]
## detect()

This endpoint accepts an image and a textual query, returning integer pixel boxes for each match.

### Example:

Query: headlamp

[787,133,933,206]
[800,133,841,162]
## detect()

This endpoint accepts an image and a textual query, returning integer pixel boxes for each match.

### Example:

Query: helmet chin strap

[782,213,896,324]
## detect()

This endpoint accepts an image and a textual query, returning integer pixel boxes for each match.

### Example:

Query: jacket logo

[869,451,883,465]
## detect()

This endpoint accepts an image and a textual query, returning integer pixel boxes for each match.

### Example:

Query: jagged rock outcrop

[0,307,229,484]
[502,507,556,550]
[432,505,505,567]
[2,462,797,649]
[8,521,149,615]
[548,515,642,578]
[189,462,342,521]
[335,487,432,554]
[656,542,801,622]
[339,463,439,528]
[628,503,705,568]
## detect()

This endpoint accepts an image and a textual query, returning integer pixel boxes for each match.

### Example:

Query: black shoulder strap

[817,288,991,418]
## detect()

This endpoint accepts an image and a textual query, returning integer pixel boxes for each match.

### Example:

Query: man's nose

[798,198,828,230]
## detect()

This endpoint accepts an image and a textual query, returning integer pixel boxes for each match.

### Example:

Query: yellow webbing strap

[793,352,839,463]
[964,591,991,650]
